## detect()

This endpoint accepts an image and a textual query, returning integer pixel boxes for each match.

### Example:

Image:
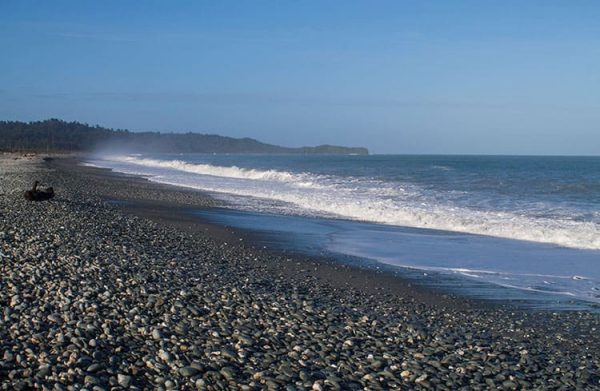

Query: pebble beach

[1,154,600,390]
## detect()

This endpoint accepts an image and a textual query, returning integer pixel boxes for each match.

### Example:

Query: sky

[1,1,599,155]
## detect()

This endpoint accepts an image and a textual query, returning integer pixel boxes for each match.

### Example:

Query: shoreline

[74,155,597,312]
[66,159,486,312]
[1,154,600,389]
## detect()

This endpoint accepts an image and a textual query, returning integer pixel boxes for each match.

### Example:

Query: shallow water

[88,153,600,307]
[193,207,599,310]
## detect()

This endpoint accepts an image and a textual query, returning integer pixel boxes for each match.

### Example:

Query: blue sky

[1,1,599,154]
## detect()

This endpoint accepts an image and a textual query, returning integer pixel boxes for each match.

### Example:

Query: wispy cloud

[1,20,142,43]
[21,91,599,112]
[53,31,139,43]
[3,19,425,46]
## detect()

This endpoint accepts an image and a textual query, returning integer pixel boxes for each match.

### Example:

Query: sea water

[87,154,600,307]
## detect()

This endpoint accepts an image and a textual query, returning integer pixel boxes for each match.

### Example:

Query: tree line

[0,119,368,155]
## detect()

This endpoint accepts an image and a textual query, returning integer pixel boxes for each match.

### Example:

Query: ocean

[87,153,600,308]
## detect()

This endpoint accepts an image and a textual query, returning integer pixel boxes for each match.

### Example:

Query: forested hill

[0,119,369,155]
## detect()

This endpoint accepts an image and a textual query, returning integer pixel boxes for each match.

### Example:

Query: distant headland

[0,119,369,155]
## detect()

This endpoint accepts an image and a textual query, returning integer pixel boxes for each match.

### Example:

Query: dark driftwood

[24,181,54,201]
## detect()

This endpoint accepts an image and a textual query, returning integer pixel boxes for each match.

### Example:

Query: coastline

[67,158,485,311]
[78,155,600,311]
[1,153,599,389]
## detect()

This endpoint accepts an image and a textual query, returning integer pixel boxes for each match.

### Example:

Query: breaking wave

[89,155,600,250]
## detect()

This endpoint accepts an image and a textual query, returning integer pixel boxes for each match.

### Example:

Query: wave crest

[91,155,600,250]
[112,156,306,182]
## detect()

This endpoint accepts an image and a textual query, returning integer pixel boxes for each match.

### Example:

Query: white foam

[80,162,103,168]
[108,156,310,183]
[90,155,600,250]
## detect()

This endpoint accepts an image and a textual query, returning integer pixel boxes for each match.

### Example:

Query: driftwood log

[24,181,54,201]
